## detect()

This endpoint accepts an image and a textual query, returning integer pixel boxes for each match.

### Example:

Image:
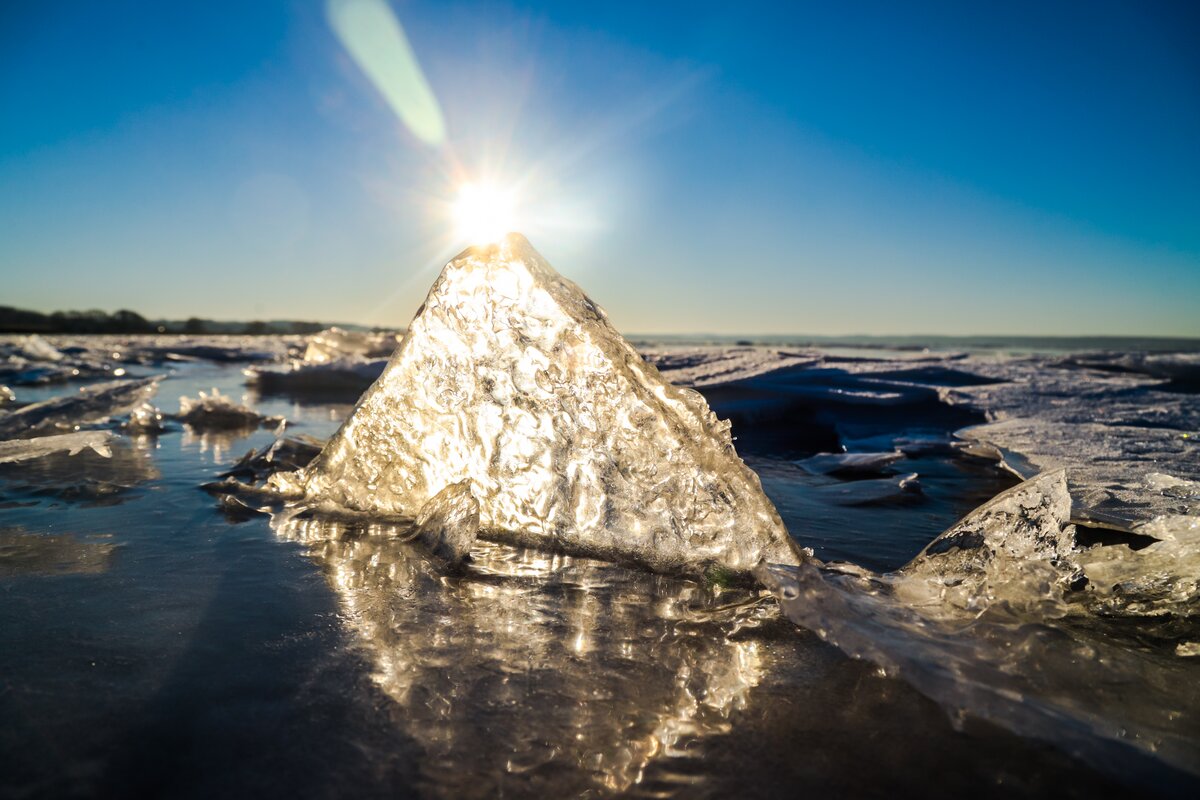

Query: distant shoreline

[0,305,371,336]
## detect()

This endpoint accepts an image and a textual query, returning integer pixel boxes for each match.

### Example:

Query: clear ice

[271,234,802,576]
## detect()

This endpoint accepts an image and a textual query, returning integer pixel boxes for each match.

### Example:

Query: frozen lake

[1,333,1197,797]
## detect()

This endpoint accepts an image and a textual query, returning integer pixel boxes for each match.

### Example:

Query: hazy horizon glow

[1,1,1197,336]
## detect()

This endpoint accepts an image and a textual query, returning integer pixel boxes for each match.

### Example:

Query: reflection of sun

[453,182,516,245]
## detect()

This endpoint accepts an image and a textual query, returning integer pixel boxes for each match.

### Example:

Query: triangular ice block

[274,234,801,575]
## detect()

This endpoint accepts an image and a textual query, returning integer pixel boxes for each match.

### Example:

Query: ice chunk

[900,470,1079,615]
[242,329,398,400]
[0,386,14,406]
[1144,472,1200,499]
[221,434,325,483]
[175,388,283,431]
[1074,514,1200,617]
[122,402,167,434]
[0,431,114,463]
[0,377,159,439]
[796,450,904,476]
[245,358,387,400]
[302,327,398,364]
[14,334,64,362]
[412,480,479,568]
[273,234,801,576]
[955,419,1197,530]
[902,468,1200,618]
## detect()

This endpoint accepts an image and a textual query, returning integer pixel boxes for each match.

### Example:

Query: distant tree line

[0,305,329,335]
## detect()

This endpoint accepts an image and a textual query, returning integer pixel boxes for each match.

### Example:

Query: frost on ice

[272,234,802,576]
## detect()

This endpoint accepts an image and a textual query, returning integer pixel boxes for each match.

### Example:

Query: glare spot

[454,183,517,245]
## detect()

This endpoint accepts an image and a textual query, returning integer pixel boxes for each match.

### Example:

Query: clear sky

[2,0,1198,335]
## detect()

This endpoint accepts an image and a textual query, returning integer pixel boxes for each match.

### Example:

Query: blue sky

[1,0,1197,335]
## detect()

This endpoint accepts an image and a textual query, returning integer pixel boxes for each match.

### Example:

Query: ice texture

[272,234,801,576]
[0,378,159,439]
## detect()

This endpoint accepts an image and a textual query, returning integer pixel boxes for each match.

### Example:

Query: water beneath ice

[2,334,1199,797]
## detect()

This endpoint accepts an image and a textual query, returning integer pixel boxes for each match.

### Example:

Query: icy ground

[1,330,1199,794]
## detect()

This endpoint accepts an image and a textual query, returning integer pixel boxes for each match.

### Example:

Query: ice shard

[0,377,159,439]
[175,388,283,431]
[899,470,1081,614]
[272,234,802,576]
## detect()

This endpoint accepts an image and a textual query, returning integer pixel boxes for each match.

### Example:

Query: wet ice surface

[1,333,1199,796]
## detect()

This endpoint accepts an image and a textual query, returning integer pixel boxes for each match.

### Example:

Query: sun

[453,182,517,245]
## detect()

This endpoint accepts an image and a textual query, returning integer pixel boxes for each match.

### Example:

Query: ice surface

[954,419,1198,531]
[0,527,119,577]
[640,346,819,387]
[277,516,771,796]
[0,436,158,505]
[272,234,801,576]
[755,468,1200,780]
[0,430,114,463]
[0,377,159,439]
[757,559,1200,784]
[175,388,282,431]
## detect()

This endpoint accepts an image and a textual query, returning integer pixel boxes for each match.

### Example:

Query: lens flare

[453,183,517,245]
[327,0,446,146]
